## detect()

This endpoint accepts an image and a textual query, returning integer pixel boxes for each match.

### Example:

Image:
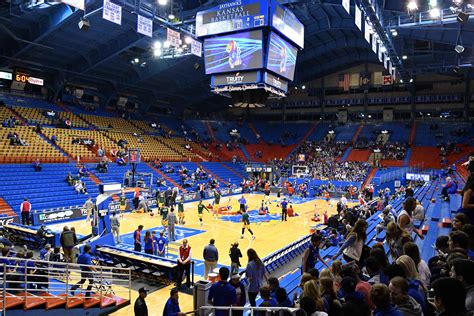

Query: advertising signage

[196,0,268,37]
[211,71,260,86]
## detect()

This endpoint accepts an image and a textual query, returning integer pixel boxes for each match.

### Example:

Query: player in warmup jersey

[119,192,127,218]
[312,203,321,222]
[241,211,255,240]
[258,200,269,215]
[197,200,209,226]
[160,205,169,227]
[177,198,185,225]
[212,189,221,219]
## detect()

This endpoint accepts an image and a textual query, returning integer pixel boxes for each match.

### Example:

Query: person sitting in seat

[96,160,108,173]
[116,156,126,166]
[78,165,89,177]
[33,159,42,172]
[75,180,88,194]
[441,177,458,201]
[66,172,74,186]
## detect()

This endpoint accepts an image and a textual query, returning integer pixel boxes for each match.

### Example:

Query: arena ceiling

[0,0,472,111]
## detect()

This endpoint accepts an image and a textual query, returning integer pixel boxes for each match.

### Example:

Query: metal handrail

[198,306,303,316]
[0,255,132,309]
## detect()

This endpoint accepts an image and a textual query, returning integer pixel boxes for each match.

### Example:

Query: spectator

[66,172,74,186]
[246,248,267,307]
[208,267,236,316]
[163,288,185,316]
[259,285,277,307]
[453,213,469,231]
[268,277,292,307]
[339,277,370,316]
[449,230,470,251]
[40,244,52,261]
[33,159,42,172]
[449,258,474,312]
[341,267,374,310]
[431,277,467,316]
[365,256,388,285]
[177,239,192,289]
[299,296,329,316]
[303,233,330,273]
[20,197,31,226]
[388,276,422,316]
[74,180,87,194]
[371,284,403,316]
[155,231,167,257]
[402,243,430,289]
[412,201,424,221]
[144,231,153,255]
[203,239,219,280]
[134,287,149,316]
[70,245,96,298]
[398,197,424,240]
[332,219,368,265]
[303,280,326,312]
[229,242,242,275]
[167,207,178,242]
[386,222,412,260]
[459,176,474,223]
[60,226,77,263]
[319,277,342,316]
[230,274,246,315]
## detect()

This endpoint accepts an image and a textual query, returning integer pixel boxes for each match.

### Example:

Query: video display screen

[264,72,288,92]
[266,32,297,81]
[196,0,268,37]
[271,4,304,48]
[204,30,263,75]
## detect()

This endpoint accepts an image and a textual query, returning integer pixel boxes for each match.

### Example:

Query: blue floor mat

[220,209,281,224]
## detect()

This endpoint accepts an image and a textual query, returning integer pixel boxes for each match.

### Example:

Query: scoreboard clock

[14,72,44,86]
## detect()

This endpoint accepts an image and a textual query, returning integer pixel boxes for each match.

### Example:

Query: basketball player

[197,200,209,226]
[241,210,255,240]
[119,192,127,218]
[177,197,185,225]
[264,181,271,204]
[160,204,169,227]
[258,200,269,215]
[212,189,221,219]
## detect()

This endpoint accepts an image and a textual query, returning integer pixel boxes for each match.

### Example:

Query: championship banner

[378,43,383,62]
[137,14,153,37]
[355,5,362,30]
[342,0,350,14]
[61,0,85,10]
[167,28,181,48]
[103,0,122,25]
[383,52,388,69]
[191,39,202,57]
[388,60,392,75]
[371,34,378,53]
[364,21,371,44]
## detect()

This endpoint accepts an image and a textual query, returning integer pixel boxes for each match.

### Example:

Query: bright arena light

[163,40,170,48]
[402,55,408,60]
[158,0,167,5]
[168,14,175,20]
[430,7,441,18]
[153,41,162,49]
[153,49,162,57]
[407,1,418,11]
[185,37,192,44]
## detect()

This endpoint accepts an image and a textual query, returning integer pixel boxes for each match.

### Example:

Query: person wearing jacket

[229,273,246,316]
[340,277,370,316]
[388,277,423,316]
[371,284,403,316]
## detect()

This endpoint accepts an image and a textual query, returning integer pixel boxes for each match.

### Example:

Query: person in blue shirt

[280,198,288,221]
[70,244,97,297]
[144,231,154,255]
[259,286,277,307]
[208,267,237,316]
[302,234,330,273]
[268,277,293,307]
[371,284,403,316]
[246,249,266,307]
[238,196,246,213]
[163,288,185,316]
[155,231,168,257]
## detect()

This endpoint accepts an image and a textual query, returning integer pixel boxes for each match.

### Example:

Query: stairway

[0,197,15,216]
[351,124,364,145]
[218,162,245,181]
[403,148,412,167]
[285,122,319,160]
[197,162,230,186]
[146,163,186,192]
[247,122,261,143]
[339,146,353,162]
[408,122,417,146]
[7,106,28,125]
[362,168,378,188]
[240,146,252,161]
[36,131,73,161]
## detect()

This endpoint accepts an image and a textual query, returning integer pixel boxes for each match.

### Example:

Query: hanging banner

[342,0,350,14]
[364,21,371,44]
[355,5,362,30]
[371,34,378,53]
[61,0,85,10]
[388,61,393,75]
[167,28,181,48]
[383,53,388,69]
[191,39,202,57]
[103,0,122,25]
[378,43,383,62]
[137,14,153,37]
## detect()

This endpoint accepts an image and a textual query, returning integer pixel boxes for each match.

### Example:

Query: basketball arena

[0,0,473,315]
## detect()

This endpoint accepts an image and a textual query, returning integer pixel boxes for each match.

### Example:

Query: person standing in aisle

[203,239,219,280]
[177,239,192,289]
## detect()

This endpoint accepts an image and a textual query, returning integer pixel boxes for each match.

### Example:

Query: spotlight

[402,55,408,60]
[153,49,162,57]
[407,1,418,11]
[400,79,404,83]
[164,40,170,48]
[185,37,192,44]
[430,8,441,18]
[134,58,139,63]
[453,0,463,6]
[409,78,414,83]
[302,85,306,89]
[153,41,162,49]
[158,0,167,5]
[391,29,398,37]
[429,0,437,6]
[168,13,175,20]
[457,11,469,23]
[455,44,465,53]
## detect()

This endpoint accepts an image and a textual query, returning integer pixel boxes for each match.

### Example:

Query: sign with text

[28,77,44,86]
[61,0,85,10]
[137,14,153,37]
[191,39,202,57]
[211,71,260,86]
[103,0,122,25]
[364,21,371,44]
[0,215,19,227]
[378,43,383,62]
[0,71,12,80]
[264,72,288,92]
[167,28,181,48]
[371,34,377,53]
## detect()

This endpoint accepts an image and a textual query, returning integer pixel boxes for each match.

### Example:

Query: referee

[238,195,246,213]
[280,198,288,221]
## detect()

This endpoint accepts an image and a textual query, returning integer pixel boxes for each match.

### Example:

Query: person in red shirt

[133,188,140,210]
[134,225,143,252]
[20,198,31,225]
[177,239,192,289]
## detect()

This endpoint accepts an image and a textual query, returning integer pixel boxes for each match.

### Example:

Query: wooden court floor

[47,194,343,316]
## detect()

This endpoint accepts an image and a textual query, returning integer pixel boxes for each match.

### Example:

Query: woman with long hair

[398,197,425,239]
[303,280,326,312]
[332,219,368,264]
[403,242,431,289]
[143,230,153,255]
[320,277,343,316]
[396,255,429,314]
[460,175,474,223]
[385,222,412,260]
[246,248,267,307]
